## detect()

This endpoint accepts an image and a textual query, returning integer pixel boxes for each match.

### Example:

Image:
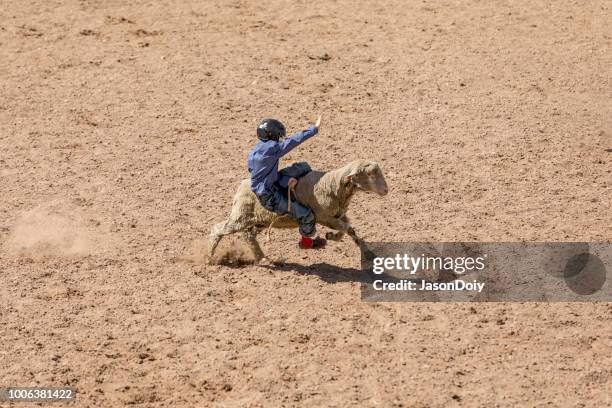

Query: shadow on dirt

[213,258,374,284]
[268,262,374,284]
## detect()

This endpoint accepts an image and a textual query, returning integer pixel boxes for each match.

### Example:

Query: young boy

[247,116,321,249]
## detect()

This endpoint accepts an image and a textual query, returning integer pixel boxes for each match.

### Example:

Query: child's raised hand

[315,115,322,130]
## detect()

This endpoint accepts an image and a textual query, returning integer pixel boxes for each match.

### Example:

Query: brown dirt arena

[1,0,610,406]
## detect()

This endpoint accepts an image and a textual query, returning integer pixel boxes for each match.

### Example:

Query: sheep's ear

[342,169,358,185]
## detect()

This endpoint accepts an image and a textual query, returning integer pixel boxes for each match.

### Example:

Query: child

[247,116,321,249]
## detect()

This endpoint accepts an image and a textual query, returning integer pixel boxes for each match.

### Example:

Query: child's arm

[278,116,322,156]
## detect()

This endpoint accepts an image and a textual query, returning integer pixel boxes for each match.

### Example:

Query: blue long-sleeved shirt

[247,126,318,195]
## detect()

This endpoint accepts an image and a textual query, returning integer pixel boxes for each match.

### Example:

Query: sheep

[208,159,389,263]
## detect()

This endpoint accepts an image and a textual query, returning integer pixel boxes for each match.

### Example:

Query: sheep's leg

[346,226,368,248]
[321,216,375,259]
[208,219,244,261]
[242,228,265,262]
[320,216,350,241]
[326,230,345,241]
[346,227,362,245]
[324,215,349,241]
[324,216,363,247]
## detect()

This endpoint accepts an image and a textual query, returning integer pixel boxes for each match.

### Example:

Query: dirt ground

[1,0,611,406]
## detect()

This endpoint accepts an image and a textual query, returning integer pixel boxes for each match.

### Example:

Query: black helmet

[257,118,286,141]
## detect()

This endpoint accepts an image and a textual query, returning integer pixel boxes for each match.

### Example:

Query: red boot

[299,236,313,249]
[299,236,326,249]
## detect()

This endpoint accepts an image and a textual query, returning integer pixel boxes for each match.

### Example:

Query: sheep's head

[344,160,389,196]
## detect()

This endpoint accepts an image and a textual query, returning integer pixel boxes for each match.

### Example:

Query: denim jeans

[257,162,316,237]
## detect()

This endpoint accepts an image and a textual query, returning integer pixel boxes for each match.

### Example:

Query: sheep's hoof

[256,257,268,265]
[312,237,327,249]
[257,256,284,266]
[325,232,343,241]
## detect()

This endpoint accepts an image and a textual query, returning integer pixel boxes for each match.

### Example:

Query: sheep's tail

[266,219,276,243]
[266,216,287,243]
